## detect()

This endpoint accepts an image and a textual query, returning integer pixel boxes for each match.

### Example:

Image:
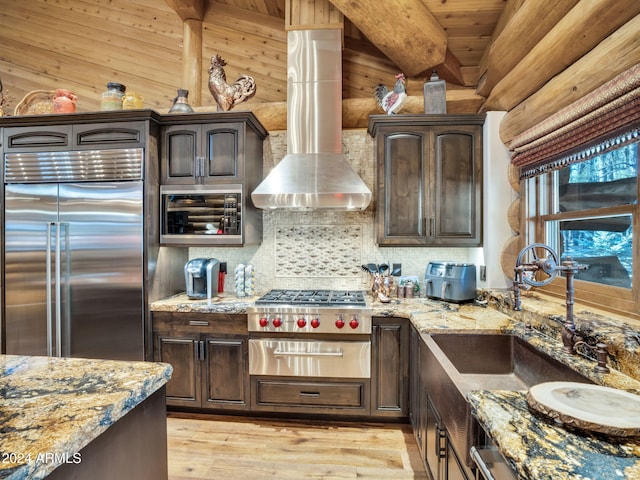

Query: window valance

[509,64,640,178]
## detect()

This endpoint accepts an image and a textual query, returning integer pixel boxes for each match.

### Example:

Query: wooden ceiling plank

[477,0,580,98]
[328,0,449,77]
[499,14,640,146]
[165,0,206,21]
[485,0,640,112]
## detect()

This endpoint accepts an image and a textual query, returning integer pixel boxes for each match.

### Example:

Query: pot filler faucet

[513,243,609,373]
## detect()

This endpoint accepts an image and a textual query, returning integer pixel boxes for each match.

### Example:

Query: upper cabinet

[159,112,268,246]
[368,115,484,247]
[3,121,147,152]
[161,113,267,186]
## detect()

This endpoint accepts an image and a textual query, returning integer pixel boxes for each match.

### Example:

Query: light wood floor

[167,413,428,479]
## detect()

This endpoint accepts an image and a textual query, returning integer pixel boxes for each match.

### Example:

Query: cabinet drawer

[152,311,248,335]
[254,379,366,408]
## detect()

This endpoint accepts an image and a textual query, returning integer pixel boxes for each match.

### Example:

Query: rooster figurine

[374,73,407,115]
[208,54,257,111]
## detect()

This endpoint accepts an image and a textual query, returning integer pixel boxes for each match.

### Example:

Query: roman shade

[509,64,640,178]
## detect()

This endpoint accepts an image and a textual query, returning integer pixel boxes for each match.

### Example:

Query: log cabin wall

[0,1,635,309]
[0,0,636,137]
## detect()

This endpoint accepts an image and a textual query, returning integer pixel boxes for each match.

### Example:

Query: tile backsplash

[190,129,474,294]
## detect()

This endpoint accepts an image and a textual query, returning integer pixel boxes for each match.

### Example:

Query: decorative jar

[53,89,77,113]
[122,91,144,110]
[101,82,126,111]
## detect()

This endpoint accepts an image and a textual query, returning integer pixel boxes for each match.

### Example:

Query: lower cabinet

[152,312,250,410]
[153,312,410,420]
[371,317,410,418]
[410,325,469,480]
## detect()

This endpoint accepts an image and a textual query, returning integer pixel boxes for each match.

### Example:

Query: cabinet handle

[189,320,209,326]
[299,391,320,397]
[194,340,200,362]
[436,426,447,459]
[199,340,206,361]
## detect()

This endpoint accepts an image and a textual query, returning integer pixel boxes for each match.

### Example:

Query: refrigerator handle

[54,222,64,357]
[46,223,54,357]
[46,222,67,358]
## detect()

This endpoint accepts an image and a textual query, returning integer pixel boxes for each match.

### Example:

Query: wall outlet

[480,265,486,281]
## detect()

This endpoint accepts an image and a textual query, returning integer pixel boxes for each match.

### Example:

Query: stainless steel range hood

[251,29,372,210]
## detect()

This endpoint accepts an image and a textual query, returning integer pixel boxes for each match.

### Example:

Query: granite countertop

[150,290,640,479]
[469,390,640,479]
[0,355,172,480]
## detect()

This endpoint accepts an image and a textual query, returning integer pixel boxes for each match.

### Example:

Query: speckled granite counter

[469,390,640,479]
[150,292,258,314]
[0,355,172,480]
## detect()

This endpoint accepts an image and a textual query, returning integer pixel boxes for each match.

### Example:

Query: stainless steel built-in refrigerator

[4,148,166,361]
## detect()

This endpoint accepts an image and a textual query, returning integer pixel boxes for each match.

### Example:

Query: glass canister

[122,91,144,110]
[101,82,126,111]
[53,89,78,113]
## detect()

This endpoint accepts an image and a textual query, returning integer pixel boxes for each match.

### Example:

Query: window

[526,136,639,315]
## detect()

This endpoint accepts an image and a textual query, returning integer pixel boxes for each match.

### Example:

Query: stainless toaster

[424,261,477,303]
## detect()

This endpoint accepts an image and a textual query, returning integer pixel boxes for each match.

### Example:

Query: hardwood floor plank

[167,414,427,479]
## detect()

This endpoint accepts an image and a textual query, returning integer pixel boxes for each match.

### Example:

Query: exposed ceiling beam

[328,0,463,83]
[165,0,206,21]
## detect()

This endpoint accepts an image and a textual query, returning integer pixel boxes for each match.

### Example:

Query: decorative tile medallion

[275,225,362,277]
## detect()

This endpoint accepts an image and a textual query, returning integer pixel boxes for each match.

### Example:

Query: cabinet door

[3,125,71,151]
[162,125,198,183]
[155,334,201,407]
[74,121,145,149]
[203,123,240,181]
[376,129,428,245]
[425,395,446,480]
[371,318,409,417]
[430,125,482,246]
[409,326,421,431]
[446,433,470,480]
[202,336,250,409]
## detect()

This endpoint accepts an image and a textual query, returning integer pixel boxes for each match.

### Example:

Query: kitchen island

[0,355,172,480]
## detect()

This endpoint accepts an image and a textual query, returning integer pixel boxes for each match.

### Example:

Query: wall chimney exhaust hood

[251,29,372,211]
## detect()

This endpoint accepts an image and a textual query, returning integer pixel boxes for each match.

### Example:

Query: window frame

[523,145,639,320]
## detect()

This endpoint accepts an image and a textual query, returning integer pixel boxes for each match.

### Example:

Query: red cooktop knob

[310,318,320,328]
[335,318,345,329]
[272,317,282,328]
[297,318,307,328]
[349,317,359,329]
[259,317,269,327]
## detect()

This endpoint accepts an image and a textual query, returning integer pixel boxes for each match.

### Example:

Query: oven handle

[273,349,344,357]
[470,446,496,480]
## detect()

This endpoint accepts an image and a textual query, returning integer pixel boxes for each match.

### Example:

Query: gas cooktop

[254,289,367,307]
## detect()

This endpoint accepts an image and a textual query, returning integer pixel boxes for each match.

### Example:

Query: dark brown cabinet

[152,311,250,410]
[160,113,267,186]
[371,317,409,418]
[159,112,267,246]
[3,121,148,152]
[368,115,484,247]
[410,325,469,480]
[162,123,241,184]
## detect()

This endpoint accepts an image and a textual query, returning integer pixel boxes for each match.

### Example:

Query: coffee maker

[185,258,220,299]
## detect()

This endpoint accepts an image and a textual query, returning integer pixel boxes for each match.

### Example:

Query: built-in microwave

[161,184,257,245]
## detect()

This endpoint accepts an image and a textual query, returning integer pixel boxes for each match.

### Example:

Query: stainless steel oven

[247,290,372,379]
